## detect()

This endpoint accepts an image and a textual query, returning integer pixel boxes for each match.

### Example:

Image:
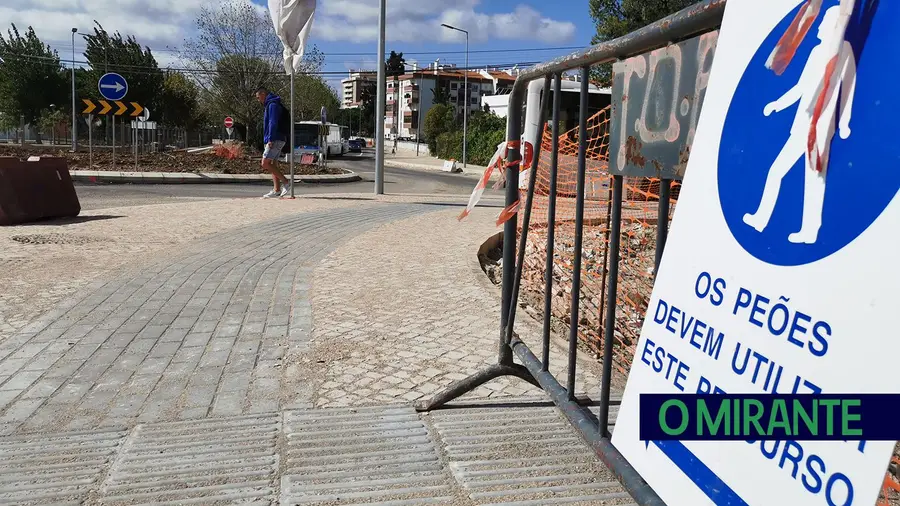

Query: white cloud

[312,0,575,44]
[0,0,575,76]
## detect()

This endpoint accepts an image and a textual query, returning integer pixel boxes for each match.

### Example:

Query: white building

[481,75,612,124]
[341,71,377,109]
[385,64,518,141]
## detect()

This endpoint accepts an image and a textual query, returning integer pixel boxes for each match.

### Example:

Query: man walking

[255,87,292,198]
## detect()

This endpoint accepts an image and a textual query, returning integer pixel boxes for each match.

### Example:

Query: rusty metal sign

[609,31,719,180]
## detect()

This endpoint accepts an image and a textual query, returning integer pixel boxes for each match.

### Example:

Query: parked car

[347,139,364,152]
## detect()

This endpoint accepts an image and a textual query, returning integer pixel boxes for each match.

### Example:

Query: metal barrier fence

[416,1,727,504]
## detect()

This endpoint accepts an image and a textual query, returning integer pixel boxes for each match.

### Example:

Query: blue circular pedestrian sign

[717,0,900,266]
[98,73,128,101]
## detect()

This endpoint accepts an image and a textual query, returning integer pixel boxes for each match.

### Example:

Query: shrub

[435,131,463,161]
[423,104,456,153]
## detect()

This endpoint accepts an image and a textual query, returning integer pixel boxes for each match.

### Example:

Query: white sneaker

[262,189,279,199]
[280,184,292,198]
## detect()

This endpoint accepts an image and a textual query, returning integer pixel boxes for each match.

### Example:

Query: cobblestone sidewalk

[308,208,601,408]
[0,198,361,339]
[0,203,426,435]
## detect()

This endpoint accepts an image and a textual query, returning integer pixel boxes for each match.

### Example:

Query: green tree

[358,83,375,136]
[385,51,405,136]
[37,107,66,144]
[158,72,202,128]
[81,22,164,112]
[386,51,405,77]
[589,0,695,85]
[423,103,455,153]
[0,24,67,134]
[180,0,326,146]
[432,84,450,106]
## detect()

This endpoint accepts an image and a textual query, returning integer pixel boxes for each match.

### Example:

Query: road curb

[70,169,362,185]
[383,159,492,180]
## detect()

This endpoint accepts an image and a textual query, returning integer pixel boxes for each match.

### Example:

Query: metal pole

[374,0,386,195]
[71,28,77,152]
[416,73,423,156]
[566,66,590,401]
[112,115,116,169]
[599,175,624,438]
[542,73,562,372]
[88,114,93,168]
[499,84,524,367]
[463,31,468,169]
[290,65,296,198]
[134,119,138,171]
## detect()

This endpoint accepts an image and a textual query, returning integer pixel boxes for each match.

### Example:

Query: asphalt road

[74,151,502,211]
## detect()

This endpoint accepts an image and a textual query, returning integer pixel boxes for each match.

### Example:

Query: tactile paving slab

[0,427,125,505]
[427,397,634,506]
[99,413,280,505]
[281,405,459,505]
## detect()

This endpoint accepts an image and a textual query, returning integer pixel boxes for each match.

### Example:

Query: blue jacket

[263,93,285,144]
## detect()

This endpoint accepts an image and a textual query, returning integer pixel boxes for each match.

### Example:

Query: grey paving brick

[21,376,67,399]
[199,350,230,368]
[0,398,45,423]
[43,360,85,379]
[0,358,28,377]
[136,325,167,340]
[183,332,213,348]
[0,369,44,392]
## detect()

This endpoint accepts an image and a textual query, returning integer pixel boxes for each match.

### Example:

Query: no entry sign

[224,116,234,128]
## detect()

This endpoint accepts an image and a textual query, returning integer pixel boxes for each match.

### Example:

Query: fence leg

[598,175,624,438]
[504,75,551,356]
[542,73,563,372]
[566,66,590,401]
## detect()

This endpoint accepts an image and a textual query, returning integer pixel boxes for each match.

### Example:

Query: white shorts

[263,140,285,160]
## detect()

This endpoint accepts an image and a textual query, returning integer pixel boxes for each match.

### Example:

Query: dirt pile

[0,145,344,175]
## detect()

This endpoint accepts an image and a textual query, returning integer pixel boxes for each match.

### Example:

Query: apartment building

[385,64,518,141]
[341,71,377,109]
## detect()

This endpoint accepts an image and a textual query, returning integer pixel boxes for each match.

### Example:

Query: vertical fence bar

[542,73,562,372]
[653,179,672,276]
[499,86,525,366]
[566,66,590,400]
[599,175,624,437]
[504,75,551,353]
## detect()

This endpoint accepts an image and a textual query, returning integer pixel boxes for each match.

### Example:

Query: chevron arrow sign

[81,99,144,117]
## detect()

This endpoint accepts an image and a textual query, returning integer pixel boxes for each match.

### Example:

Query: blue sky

[305,1,596,74]
[2,0,596,90]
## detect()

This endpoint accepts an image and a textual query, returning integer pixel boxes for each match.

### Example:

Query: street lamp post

[71,28,77,152]
[440,23,468,169]
[374,0,386,195]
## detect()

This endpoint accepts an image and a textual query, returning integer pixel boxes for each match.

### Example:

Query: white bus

[290,122,349,161]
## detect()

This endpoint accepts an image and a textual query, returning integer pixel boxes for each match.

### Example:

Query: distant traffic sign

[98,73,128,101]
[224,116,234,128]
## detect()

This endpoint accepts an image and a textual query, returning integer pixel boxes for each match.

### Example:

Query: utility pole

[374,0,386,195]
[416,72,423,156]
[71,28,78,152]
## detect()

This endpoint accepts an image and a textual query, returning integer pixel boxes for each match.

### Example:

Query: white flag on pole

[268,0,317,75]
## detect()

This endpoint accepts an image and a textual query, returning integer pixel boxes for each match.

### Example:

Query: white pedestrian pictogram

[742,5,856,244]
